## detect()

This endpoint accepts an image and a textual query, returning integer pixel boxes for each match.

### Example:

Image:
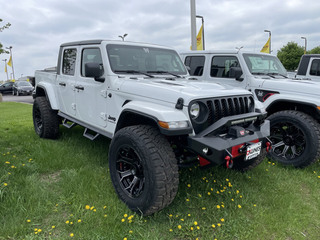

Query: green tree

[277,41,304,71]
[0,18,11,54]
[307,45,320,54]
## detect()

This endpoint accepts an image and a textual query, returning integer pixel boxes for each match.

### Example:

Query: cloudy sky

[1,0,320,81]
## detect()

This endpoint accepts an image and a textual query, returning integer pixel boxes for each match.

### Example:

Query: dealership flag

[7,56,12,67]
[260,37,270,53]
[5,63,7,73]
[196,24,203,50]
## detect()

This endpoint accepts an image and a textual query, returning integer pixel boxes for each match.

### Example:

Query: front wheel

[267,110,320,168]
[33,96,60,139]
[109,125,179,216]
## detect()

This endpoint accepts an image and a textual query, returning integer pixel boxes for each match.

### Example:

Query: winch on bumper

[187,112,270,168]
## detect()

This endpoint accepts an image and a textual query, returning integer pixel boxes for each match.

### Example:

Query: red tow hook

[266,142,272,153]
[225,155,233,169]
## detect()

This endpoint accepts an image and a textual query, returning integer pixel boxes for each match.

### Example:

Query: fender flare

[35,82,59,110]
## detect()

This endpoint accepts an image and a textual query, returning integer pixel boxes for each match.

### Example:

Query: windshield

[106,44,187,76]
[17,81,32,86]
[243,54,287,76]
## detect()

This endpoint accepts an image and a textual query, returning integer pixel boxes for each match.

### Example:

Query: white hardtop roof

[179,49,272,56]
[60,39,174,50]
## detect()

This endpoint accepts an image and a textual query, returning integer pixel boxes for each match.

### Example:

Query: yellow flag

[260,37,270,53]
[5,63,7,73]
[7,56,12,67]
[196,24,203,50]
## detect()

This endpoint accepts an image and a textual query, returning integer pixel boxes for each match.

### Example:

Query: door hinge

[100,112,107,121]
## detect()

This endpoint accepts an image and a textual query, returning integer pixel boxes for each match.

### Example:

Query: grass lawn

[0,101,320,240]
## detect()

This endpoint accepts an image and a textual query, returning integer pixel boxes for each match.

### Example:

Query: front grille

[190,95,254,134]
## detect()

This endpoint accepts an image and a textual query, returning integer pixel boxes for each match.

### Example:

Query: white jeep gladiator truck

[180,50,320,168]
[32,40,270,215]
[296,54,320,81]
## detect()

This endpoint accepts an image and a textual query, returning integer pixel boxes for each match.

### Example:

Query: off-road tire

[33,96,60,139]
[109,125,179,216]
[231,149,266,172]
[267,110,320,168]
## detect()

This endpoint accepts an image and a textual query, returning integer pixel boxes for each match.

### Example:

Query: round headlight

[190,102,200,119]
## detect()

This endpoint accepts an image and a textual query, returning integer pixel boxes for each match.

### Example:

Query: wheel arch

[266,100,320,122]
[34,83,59,110]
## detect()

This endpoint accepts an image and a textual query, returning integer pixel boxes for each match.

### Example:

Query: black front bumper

[187,112,270,166]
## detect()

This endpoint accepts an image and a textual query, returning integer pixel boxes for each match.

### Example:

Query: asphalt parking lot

[0,93,33,104]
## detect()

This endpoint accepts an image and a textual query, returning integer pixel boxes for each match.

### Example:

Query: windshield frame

[106,44,188,76]
[243,53,287,76]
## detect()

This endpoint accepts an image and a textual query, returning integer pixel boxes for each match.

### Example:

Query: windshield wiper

[266,73,288,78]
[147,71,182,78]
[114,70,154,78]
[252,72,275,78]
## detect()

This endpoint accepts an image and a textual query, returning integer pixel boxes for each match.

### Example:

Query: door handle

[59,82,66,86]
[75,85,84,90]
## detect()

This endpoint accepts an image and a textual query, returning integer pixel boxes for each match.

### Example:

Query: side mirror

[85,62,105,82]
[229,67,244,81]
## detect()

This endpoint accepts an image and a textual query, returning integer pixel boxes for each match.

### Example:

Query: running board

[83,128,100,140]
[62,118,77,129]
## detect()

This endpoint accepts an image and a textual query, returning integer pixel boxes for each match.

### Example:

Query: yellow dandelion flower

[178,225,182,229]
[208,192,211,195]
[66,220,69,224]
[124,238,127,240]
[197,226,200,230]
[226,178,229,181]
[221,205,225,208]
[169,214,173,217]
[38,229,42,232]
[34,228,38,231]
[238,205,242,208]
[104,214,107,217]
[93,209,97,212]
[254,204,257,207]
[236,190,239,194]
[121,219,125,222]
[78,219,81,223]
[27,220,31,223]
[180,219,184,221]
[103,206,107,209]
[169,229,173,232]
[218,223,221,227]
[190,227,194,231]
[90,206,94,210]
[129,230,133,234]
[11,165,15,169]
[231,198,234,201]
[221,218,225,222]
[5,161,10,164]
[52,225,55,229]
[124,214,128,218]
[187,184,191,187]
[188,214,191,217]
[70,222,73,225]
[211,188,213,191]
[198,194,202,197]
[240,195,243,198]
[186,198,189,201]
[212,224,216,228]
[70,233,74,237]
[217,205,220,209]
[202,207,206,210]
[216,191,220,194]
[194,221,198,225]
[85,205,90,210]
[3,183,7,186]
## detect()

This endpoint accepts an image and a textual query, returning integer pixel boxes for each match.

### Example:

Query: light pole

[301,37,307,54]
[2,59,9,80]
[196,15,205,50]
[6,46,15,80]
[264,30,271,54]
[118,33,128,41]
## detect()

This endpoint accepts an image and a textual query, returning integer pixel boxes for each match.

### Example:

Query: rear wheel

[109,125,179,216]
[33,96,60,139]
[267,110,320,168]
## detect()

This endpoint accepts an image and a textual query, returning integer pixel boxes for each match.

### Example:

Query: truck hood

[120,77,251,105]
[261,78,320,96]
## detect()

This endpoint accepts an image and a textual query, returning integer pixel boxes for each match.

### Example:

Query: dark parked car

[12,81,34,96]
[0,81,14,94]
